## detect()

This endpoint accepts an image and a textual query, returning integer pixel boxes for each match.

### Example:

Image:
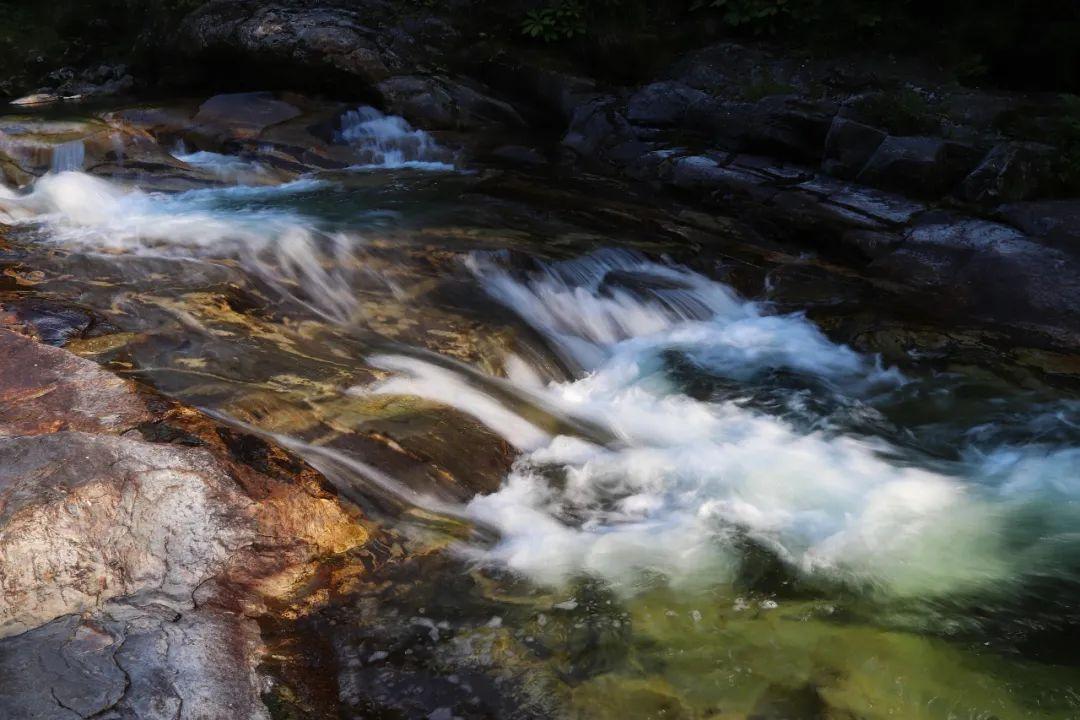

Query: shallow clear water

[2,154,1079,718]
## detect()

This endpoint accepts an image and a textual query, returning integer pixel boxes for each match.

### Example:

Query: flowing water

[2,109,1079,718]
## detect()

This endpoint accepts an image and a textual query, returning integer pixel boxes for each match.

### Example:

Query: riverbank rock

[0,328,376,717]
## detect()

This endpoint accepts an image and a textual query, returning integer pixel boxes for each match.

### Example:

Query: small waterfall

[50,140,86,173]
[337,106,453,170]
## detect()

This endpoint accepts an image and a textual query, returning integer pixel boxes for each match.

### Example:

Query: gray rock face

[958,142,1058,204]
[626,81,707,127]
[0,604,271,720]
[998,200,1080,251]
[377,75,525,131]
[857,136,981,198]
[822,117,886,179]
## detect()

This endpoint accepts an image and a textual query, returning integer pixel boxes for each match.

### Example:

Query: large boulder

[180,1,404,89]
[857,136,982,198]
[0,329,374,716]
[822,117,887,179]
[998,199,1080,252]
[377,74,525,131]
[626,81,708,127]
[958,141,1059,204]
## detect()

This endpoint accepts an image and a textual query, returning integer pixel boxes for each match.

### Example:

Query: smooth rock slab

[0,328,151,437]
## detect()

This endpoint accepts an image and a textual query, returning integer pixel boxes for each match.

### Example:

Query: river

[1,105,1078,719]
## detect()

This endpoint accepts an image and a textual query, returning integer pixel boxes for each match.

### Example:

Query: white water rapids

[366,250,1080,600]
[0,164,1076,608]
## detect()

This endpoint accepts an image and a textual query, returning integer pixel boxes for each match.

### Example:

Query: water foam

[337,106,455,171]
[173,146,271,183]
[0,171,359,323]
[363,250,1080,599]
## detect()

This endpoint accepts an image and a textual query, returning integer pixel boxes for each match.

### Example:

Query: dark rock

[0,615,126,719]
[378,75,524,130]
[490,145,547,165]
[626,81,707,127]
[958,141,1058,204]
[669,155,775,202]
[792,175,925,226]
[688,96,834,163]
[822,117,886,179]
[562,97,622,158]
[181,1,403,89]
[838,228,903,260]
[857,136,981,198]
[0,299,93,346]
[998,200,1080,252]
[868,214,1080,340]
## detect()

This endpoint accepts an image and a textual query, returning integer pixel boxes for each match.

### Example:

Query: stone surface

[0,328,151,436]
[822,116,886,179]
[958,141,1058,204]
[626,81,707,127]
[193,92,303,139]
[998,200,1080,251]
[378,74,524,131]
[0,328,374,717]
[857,136,981,198]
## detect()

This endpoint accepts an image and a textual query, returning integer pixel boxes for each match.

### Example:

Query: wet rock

[857,135,981,198]
[822,116,886,179]
[0,328,151,436]
[0,298,94,346]
[193,92,303,141]
[0,115,213,189]
[669,155,775,203]
[998,199,1080,252]
[958,141,1058,204]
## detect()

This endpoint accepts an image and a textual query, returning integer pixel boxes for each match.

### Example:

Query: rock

[0,329,375,715]
[181,1,403,89]
[0,328,151,436]
[193,92,303,140]
[0,115,213,189]
[958,141,1058,204]
[687,96,834,163]
[857,136,981,198]
[867,214,1080,339]
[378,75,524,131]
[997,200,1080,252]
[626,81,707,127]
[0,298,94,346]
[490,145,547,165]
[669,155,775,203]
[482,58,598,125]
[822,116,886,179]
[0,603,272,720]
[791,174,926,226]
[562,97,622,158]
